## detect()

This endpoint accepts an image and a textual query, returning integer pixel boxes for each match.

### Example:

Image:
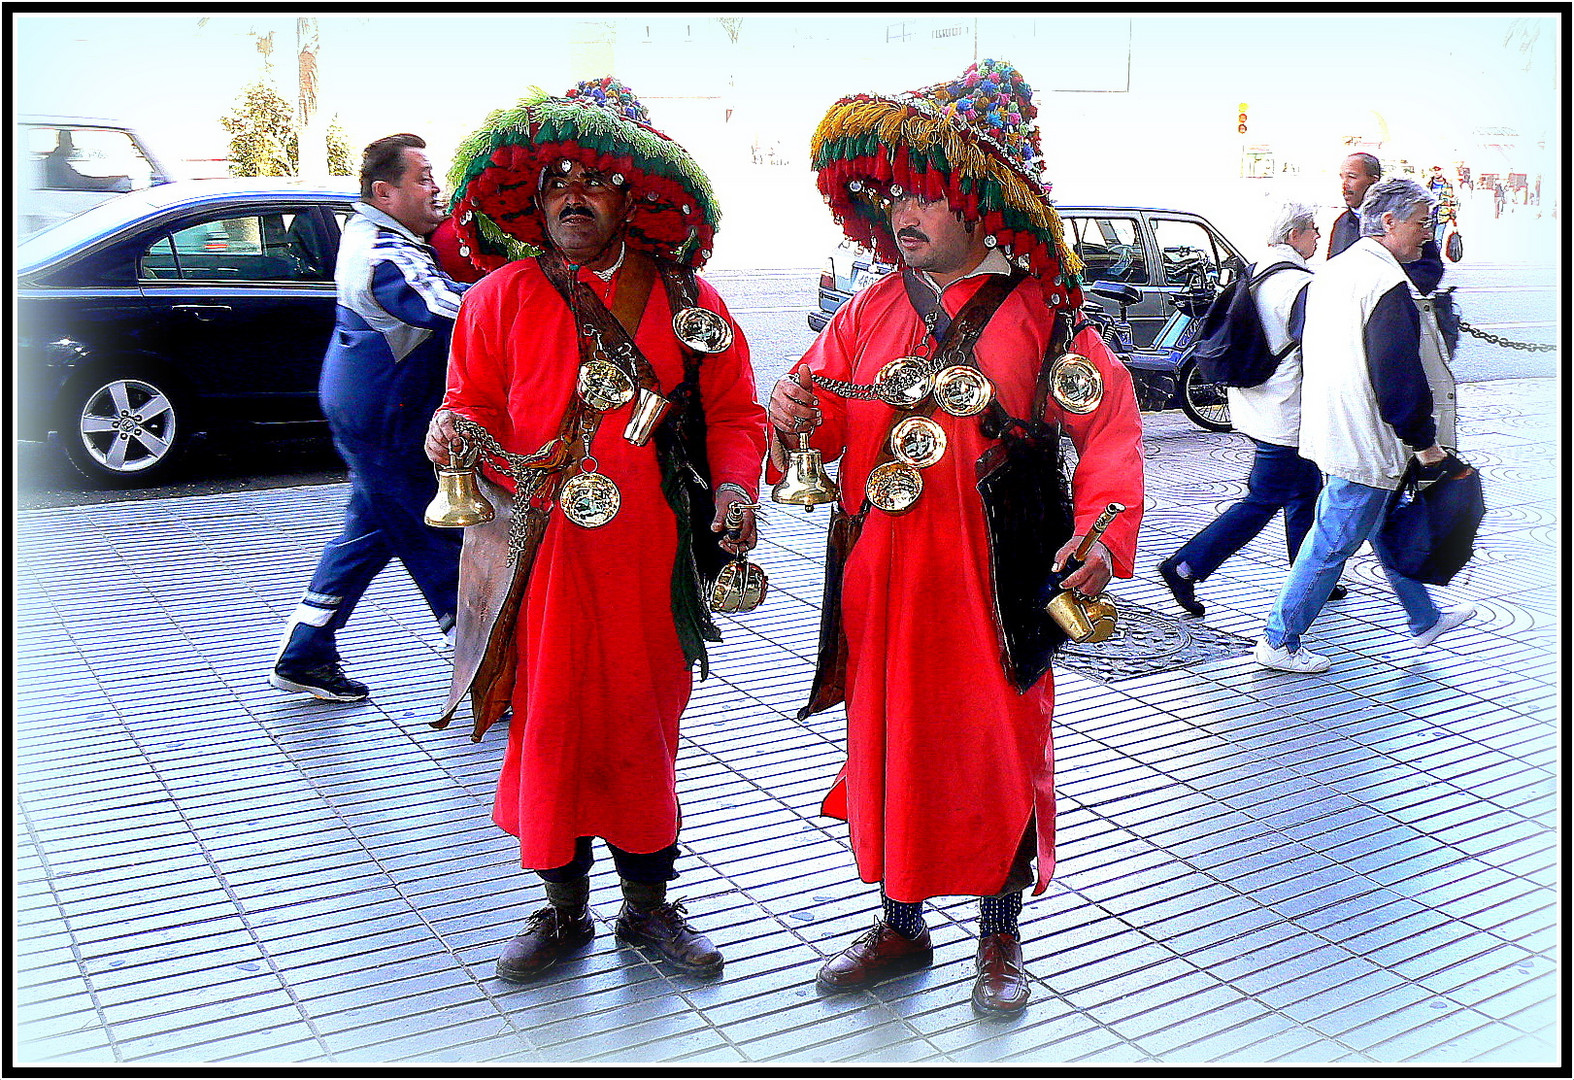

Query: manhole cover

[1057,595,1253,683]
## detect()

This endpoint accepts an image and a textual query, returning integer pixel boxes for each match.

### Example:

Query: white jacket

[1299,238,1439,490]
[1226,244,1313,447]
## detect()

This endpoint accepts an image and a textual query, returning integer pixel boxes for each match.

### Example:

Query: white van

[16,114,175,237]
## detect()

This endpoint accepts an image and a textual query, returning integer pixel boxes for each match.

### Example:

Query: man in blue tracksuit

[271,133,472,701]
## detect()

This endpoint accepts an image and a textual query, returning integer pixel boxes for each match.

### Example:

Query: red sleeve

[1049,324,1146,578]
[441,269,516,489]
[693,279,768,497]
[764,289,865,484]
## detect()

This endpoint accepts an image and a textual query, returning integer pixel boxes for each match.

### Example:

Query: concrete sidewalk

[12,379,1558,1066]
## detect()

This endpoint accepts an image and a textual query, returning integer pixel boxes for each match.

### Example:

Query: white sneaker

[1253,637,1331,673]
[1412,607,1476,647]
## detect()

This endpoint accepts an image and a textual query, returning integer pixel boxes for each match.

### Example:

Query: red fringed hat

[810,59,1083,309]
[446,77,720,272]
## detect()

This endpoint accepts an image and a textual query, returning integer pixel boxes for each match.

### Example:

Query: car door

[136,202,345,424]
[1146,214,1240,300]
[1064,212,1166,346]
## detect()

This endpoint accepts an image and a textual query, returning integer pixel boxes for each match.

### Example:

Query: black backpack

[1191,261,1306,388]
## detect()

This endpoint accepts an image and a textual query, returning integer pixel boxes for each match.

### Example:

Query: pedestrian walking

[270,134,471,702]
[1256,178,1473,673]
[1160,202,1348,616]
[768,59,1145,1014]
[425,78,767,982]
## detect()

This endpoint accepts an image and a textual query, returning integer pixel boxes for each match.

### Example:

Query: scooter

[1081,263,1231,432]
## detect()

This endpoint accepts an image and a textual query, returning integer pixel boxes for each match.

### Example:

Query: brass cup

[709,557,768,613]
[1045,590,1118,644]
[623,387,673,447]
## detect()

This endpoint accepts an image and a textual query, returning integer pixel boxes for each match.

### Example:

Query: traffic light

[1237,102,1249,135]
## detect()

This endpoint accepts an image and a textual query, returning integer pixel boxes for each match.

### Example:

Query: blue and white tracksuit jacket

[278,202,472,671]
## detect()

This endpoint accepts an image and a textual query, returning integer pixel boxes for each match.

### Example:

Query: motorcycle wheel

[1178,360,1232,432]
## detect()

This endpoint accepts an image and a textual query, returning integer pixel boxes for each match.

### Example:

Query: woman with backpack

[1159,202,1344,617]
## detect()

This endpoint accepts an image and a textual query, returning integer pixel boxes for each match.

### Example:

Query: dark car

[17,178,359,485]
[808,205,1245,348]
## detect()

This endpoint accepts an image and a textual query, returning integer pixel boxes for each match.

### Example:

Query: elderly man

[769,59,1145,1014]
[424,79,766,982]
[271,134,470,702]
[1160,202,1334,616]
[1331,152,1444,292]
[1255,178,1473,673]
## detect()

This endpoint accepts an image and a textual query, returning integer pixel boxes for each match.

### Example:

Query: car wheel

[61,369,189,486]
[1178,359,1232,432]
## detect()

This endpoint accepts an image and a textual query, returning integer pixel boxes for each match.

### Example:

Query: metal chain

[450,415,559,565]
[1458,320,1556,353]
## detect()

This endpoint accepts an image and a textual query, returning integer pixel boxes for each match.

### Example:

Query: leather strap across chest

[860,271,1027,498]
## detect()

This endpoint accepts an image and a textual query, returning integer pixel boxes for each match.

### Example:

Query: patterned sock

[979,891,1023,937]
[621,878,667,912]
[543,877,589,915]
[881,893,927,940]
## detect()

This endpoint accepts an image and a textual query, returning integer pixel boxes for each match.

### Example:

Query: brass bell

[771,432,839,511]
[424,435,496,528]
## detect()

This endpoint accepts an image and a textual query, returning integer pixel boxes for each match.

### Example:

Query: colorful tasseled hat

[811,59,1083,308]
[446,77,720,272]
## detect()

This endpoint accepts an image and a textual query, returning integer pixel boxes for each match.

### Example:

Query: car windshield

[17,189,170,270]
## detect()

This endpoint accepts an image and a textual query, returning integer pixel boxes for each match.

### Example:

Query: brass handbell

[424,435,496,528]
[771,432,839,511]
[1045,502,1125,643]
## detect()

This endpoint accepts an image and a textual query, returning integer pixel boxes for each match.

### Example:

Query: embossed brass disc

[576,359,636,412]
[890,415,947,468]
[873,357,934,409]
[1048,352,1103,414]
[933,365,995,417]
[560,470,621,528]
[672,306,734,353]
[866,460,923,513]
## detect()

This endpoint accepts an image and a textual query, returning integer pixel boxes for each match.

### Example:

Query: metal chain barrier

[1458,320,1557,353]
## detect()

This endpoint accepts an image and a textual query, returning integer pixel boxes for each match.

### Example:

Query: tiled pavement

[12,378,1558,1066]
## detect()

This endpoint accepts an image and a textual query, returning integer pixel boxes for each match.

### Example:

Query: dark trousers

[1172,439,1322,582]
[537,837,680,885]
[277,432,461,669]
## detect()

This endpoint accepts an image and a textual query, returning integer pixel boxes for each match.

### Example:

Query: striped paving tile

[12,377,1557,1064]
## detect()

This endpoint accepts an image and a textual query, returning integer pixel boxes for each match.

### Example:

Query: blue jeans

[1174,439,1321,580]
[1264,476,1440,651]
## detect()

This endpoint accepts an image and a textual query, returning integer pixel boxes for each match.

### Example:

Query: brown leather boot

[495,906,595,982]
[971,932,1030,1014]
[615,899,724,976]
[816,918,933,993]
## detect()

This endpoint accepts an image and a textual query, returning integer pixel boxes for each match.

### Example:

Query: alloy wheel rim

[77,378,176,473]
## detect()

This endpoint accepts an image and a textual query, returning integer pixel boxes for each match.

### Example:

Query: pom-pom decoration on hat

[446,77,719,272]
[810,58,1083,308]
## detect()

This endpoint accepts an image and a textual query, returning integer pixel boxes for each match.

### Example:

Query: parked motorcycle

[1081,263,1231,432]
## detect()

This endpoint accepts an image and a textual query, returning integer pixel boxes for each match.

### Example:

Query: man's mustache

[559,206,595,222]
[897,227,929,242]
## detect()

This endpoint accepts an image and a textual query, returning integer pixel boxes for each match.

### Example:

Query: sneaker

[1253,637,1331,674]
[1329,584,1349,601]
[1412,607,1476,648]
[270,661,369,702]
[1158,556,1204,617]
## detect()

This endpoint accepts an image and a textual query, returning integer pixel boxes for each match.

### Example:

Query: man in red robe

[423,79,766,982]
[768,60,1145,1014]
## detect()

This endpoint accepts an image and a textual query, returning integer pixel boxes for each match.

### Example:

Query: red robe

[790,268,1145,903]
[443,257,766,870]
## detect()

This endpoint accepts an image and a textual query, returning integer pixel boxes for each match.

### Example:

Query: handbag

[1376,453,1485,586]
[1445,228,1464,263]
